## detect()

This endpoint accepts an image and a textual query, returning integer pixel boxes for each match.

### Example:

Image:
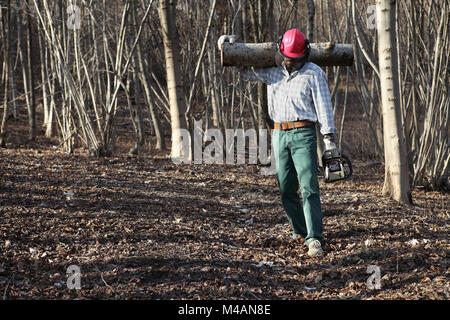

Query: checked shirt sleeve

[310,70,337,136]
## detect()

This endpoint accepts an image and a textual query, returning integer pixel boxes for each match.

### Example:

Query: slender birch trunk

[376,0,412,204]
[25,0,36,140]
[158,0,188,160]
[0,0,11,147]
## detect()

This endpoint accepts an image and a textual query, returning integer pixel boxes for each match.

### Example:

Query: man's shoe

[307,240,323,257]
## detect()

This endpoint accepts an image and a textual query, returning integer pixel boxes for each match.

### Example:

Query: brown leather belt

[274,120,314,131]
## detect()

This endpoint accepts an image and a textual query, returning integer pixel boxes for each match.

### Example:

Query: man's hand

[323,134,337,151]
[217,35,238,51]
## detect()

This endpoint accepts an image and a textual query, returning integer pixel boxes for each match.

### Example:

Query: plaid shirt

[239,62,336,135]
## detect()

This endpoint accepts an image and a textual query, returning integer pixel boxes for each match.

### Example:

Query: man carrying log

[218,29,338,258]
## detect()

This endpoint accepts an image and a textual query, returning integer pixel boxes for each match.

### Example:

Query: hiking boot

[307,240,323,257]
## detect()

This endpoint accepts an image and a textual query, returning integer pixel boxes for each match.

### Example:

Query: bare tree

[376,0,411,204]
[158,0,188,160]
[402,0,449,189]
[0,0,11,147]
[25,0,36,140]
[17,0,36,140]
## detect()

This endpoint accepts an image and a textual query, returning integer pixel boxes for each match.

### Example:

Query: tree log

[221,42,354,67]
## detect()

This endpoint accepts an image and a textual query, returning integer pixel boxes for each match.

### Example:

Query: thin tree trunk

[136,35,165,151]
[306,0,315,41]
[18,6,32,136]
[38,21,53,137]
[186,0,217,119]
[26,0,36,140]
[128,0,145,155]
[376,0,412,204]
[158,0,188,160]
[0,0,11,147]
[255,0,270,135]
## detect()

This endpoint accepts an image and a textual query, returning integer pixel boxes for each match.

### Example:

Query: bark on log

[221,42,354,67]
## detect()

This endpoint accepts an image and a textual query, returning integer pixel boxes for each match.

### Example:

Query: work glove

[323,134,338,151]
[217,35,238,51]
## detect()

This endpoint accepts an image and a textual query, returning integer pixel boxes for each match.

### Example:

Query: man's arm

[310,69,338,150]
[310,70,337,135]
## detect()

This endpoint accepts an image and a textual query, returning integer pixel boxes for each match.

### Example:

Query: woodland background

[0,0,448,300]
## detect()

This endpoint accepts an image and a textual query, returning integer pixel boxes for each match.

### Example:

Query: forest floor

[0,113,448,300]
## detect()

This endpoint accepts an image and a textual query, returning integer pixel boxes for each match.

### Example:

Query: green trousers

[273,125,323,246]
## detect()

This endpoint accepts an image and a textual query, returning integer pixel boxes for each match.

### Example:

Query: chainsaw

[321,148,353,182]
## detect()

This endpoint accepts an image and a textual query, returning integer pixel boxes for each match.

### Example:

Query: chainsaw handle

[341,153,353,178]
